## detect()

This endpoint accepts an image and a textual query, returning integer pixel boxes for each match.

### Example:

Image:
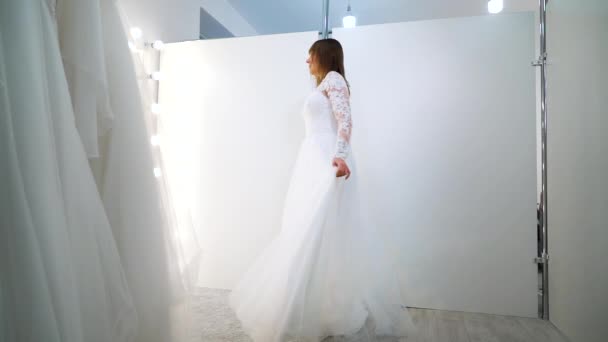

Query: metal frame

[320,0,330,38]
[532,0,550,320]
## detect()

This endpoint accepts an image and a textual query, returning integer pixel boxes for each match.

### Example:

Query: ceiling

[227,0,537,35]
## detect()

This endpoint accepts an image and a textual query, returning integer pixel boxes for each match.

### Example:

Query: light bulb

[151,103,161,115]
[152,40,165,50]
[150,71,162,81]
[128,41,137,51]
[153,167,162,178]
[342,4,357,28]
[151,135,160,146]
[488,0,504,14]
[130,27,143,40]
[343,15,357,28]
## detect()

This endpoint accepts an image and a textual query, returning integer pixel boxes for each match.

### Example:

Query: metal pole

[533,0,550,321]
[320,0,330,39]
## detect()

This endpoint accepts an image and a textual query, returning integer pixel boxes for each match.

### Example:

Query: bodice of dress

[303,71,352,160]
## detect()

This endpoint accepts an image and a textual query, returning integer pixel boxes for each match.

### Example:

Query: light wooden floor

[180,288,570,342]
[407,307,569,342]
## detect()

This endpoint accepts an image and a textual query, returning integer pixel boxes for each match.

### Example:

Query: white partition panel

[158,31,317,291]
[159,13,537,317]
[332,13,537,317]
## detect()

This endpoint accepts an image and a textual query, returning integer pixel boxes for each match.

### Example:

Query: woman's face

[306,53,318,76]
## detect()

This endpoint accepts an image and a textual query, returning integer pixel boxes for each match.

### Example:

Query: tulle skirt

[229,132,418,341]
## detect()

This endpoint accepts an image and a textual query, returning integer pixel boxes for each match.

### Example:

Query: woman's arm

[324,72,352,160]
[323,72,352,178]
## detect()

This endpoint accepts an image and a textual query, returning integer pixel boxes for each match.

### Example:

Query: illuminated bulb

[151,103,161,115]
[130,27,143,40]
[488,0,504,14]
[152,40,165,50]
[343,15,356,28]
[128,41,137,51]
[150,71,162,81]
[153,167,162,178]
[342,3,356,28]
[151,135,160,146]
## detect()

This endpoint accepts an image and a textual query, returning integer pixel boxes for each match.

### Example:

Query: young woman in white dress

[229,38,418,342]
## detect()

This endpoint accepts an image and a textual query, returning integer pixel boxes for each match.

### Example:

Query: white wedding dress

[0,1,137,342]
[56,0,186,341]
[229,71,418,341]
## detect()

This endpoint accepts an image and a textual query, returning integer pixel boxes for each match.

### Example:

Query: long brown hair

[309,38,349,89]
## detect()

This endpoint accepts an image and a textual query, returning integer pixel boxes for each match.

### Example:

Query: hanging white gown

[229,71,418,341]
[0,1,137,341]
[52,0,202,340]
[55,0,178,340]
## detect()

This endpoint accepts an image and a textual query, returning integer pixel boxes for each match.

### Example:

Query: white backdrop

[547,1,608,341]
[158,13,537,317]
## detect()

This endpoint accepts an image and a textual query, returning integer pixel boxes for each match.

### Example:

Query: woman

[229,38,417,341]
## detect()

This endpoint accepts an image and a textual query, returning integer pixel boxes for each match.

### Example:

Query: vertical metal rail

[533,0,550,321]
[320,0,330,39]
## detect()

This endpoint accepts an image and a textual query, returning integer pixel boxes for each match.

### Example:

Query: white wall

[333,13,537,317]
[158,13,538,317]
[547,1,608,342]
[158,30,316,290]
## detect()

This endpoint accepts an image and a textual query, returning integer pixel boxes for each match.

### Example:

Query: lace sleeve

[322,71,352,160]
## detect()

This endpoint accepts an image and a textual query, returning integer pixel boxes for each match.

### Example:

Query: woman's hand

[333,158,351,179]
